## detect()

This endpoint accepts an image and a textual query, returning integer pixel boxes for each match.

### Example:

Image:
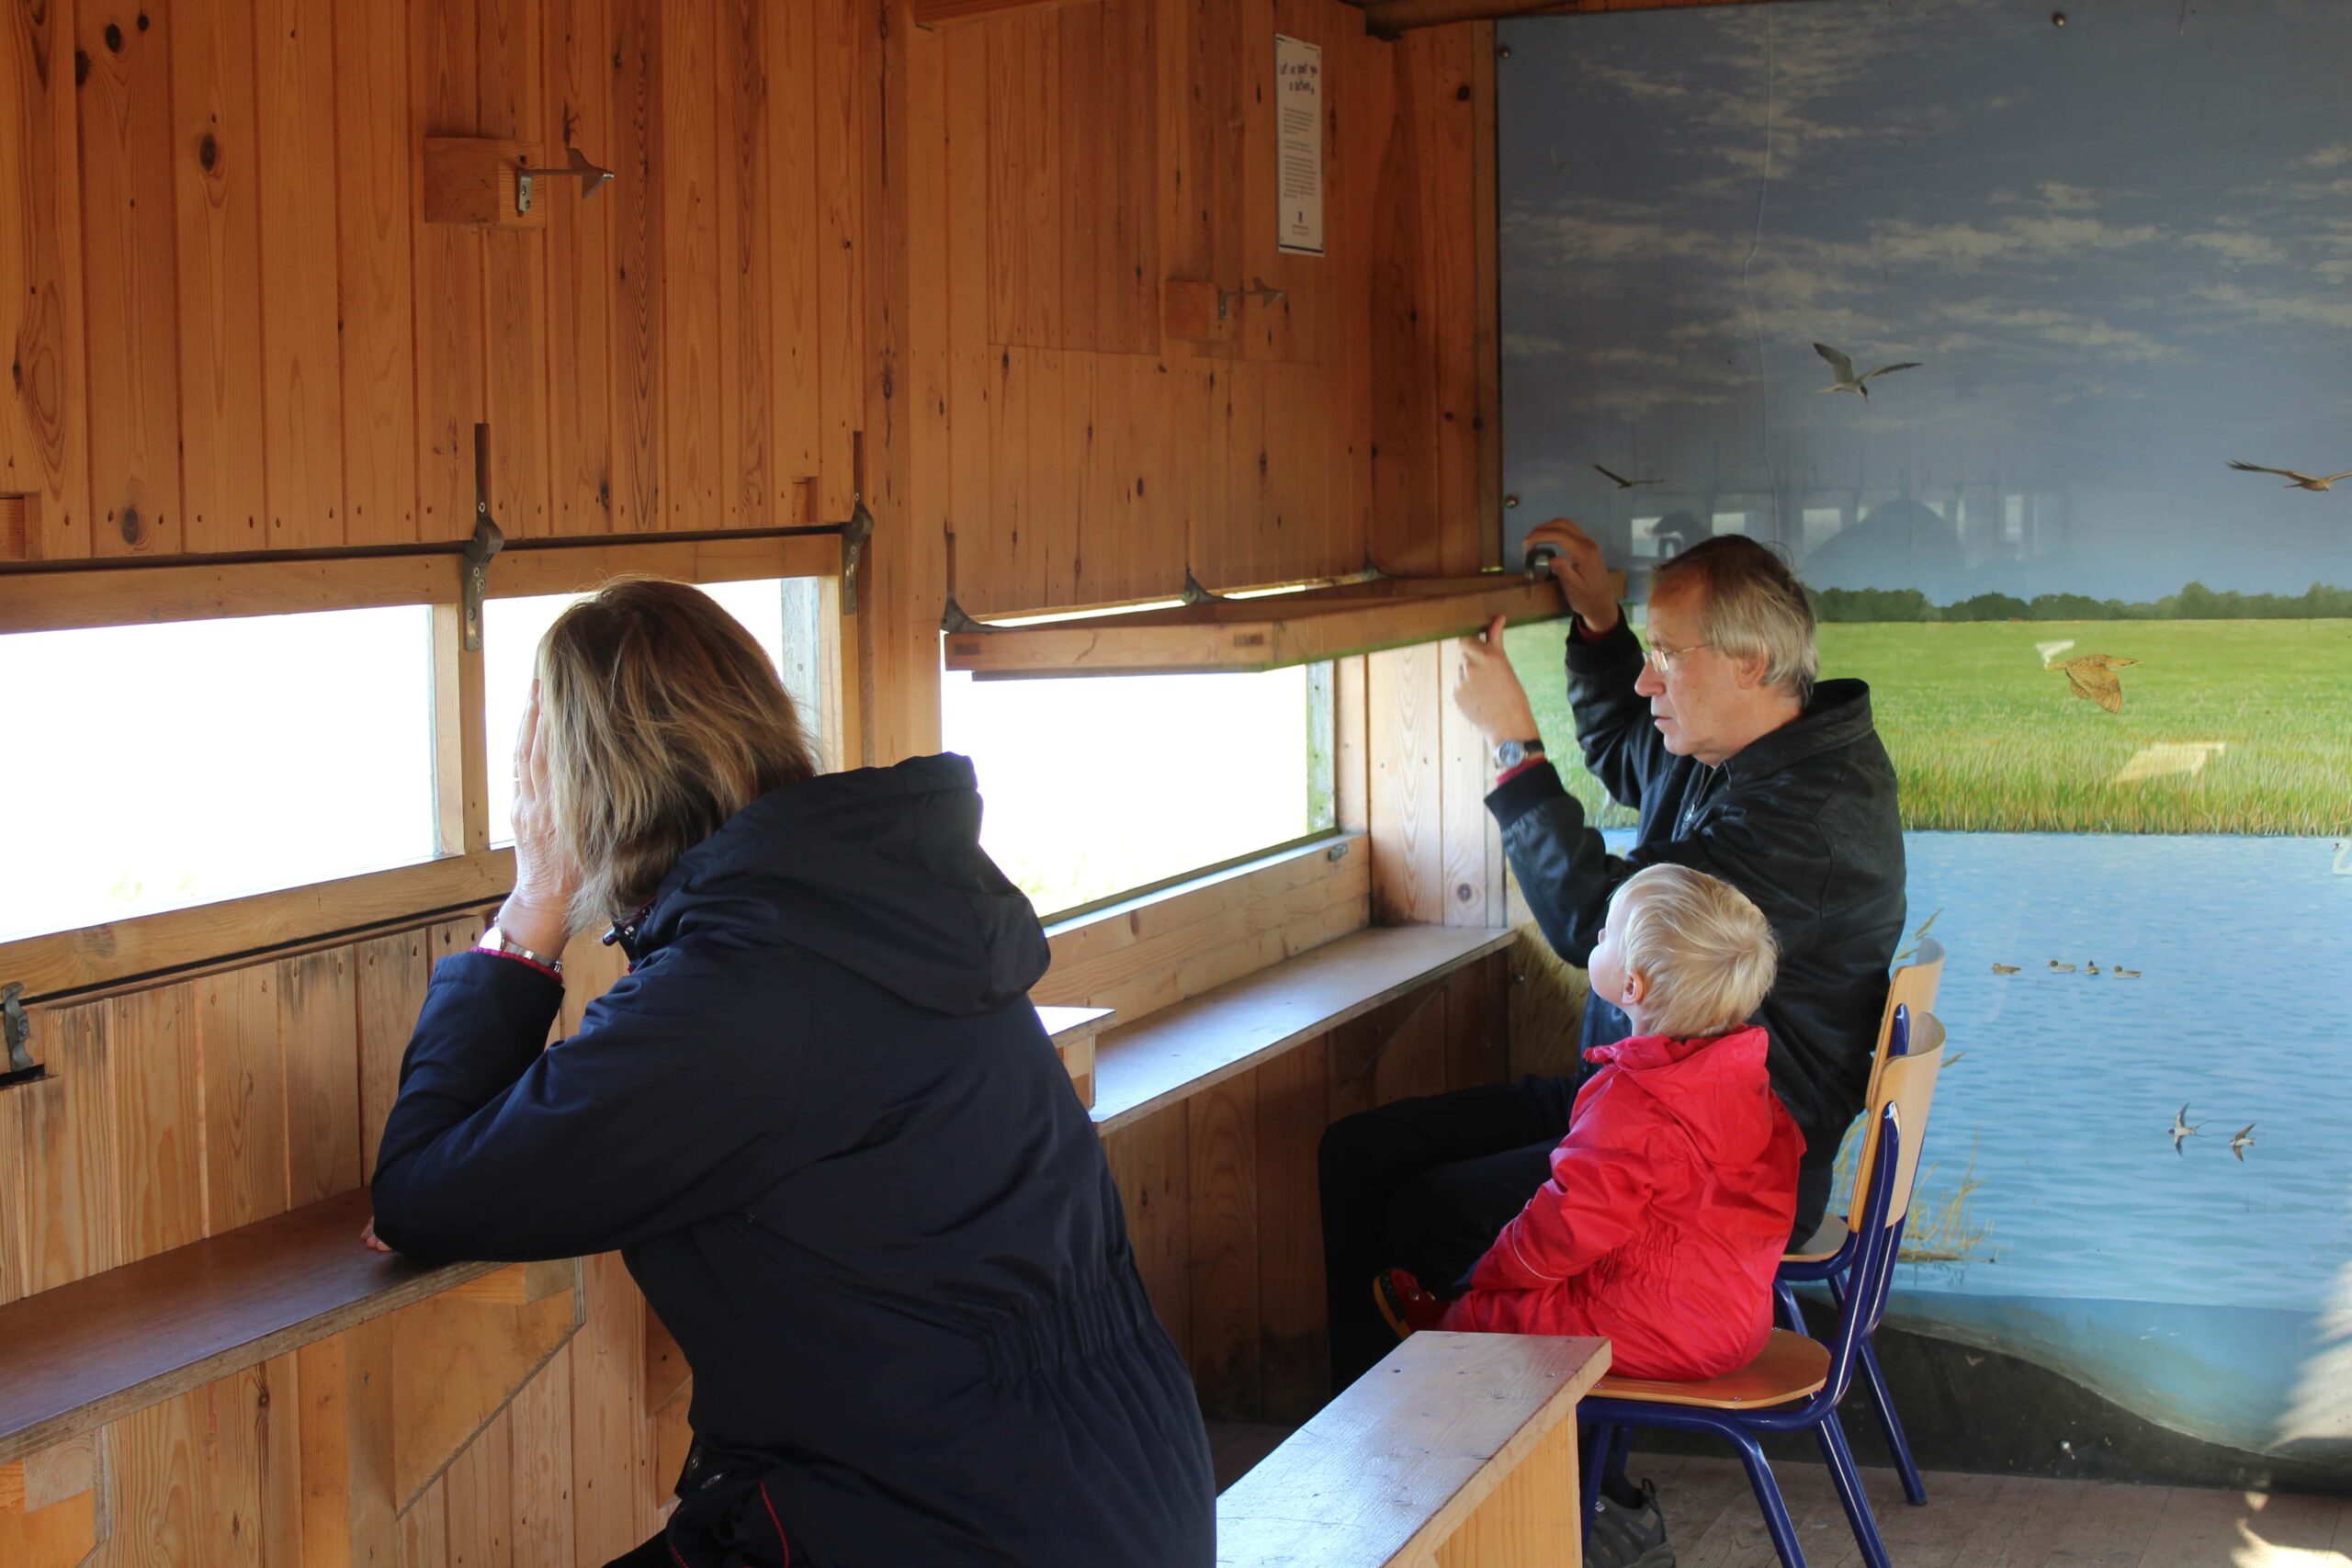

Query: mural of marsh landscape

[1496,0,2352,1467]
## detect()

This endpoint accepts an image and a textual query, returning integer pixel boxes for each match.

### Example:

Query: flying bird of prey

[1990,963,2020,975]
[1593,464,1661,490]
[1815,342,1922,399]
[2048,653,2140,714]
[2228,460,2352,492]
[2170,1104,2206,1155]
[2230,1123,2256,1161]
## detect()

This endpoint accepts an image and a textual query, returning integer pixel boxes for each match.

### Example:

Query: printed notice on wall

[1275,35,1324,256]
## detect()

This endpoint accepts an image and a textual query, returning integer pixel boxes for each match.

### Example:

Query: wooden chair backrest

[1860,936,1944,1115]
[1849,1013,1945,1232]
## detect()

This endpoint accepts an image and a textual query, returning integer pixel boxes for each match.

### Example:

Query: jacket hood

[1584,1026,1781,1164]
[624,753,1050,1015]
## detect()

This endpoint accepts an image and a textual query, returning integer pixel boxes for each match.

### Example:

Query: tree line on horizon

[1806,581,2352,623]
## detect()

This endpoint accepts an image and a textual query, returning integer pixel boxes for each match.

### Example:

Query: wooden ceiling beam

[1352,0,1822,39]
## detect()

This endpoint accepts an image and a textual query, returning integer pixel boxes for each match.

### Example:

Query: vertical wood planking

[109,1383,204,1563]
[1055,5,1100,354]
[1439,636,1501,928]
[1252,1038,1329,1424]
[200,963,291,1231]
[571,1250,651,1561]
[254,0,347,547]
[299,1315,401,1568]
[606,0,662,531]
[905,11,953,625]
[77,0,183,556]
[0,0,90,558]
[941,33,991,601]
[510,1346,578,1566]
[278,947,365,1205]
[658,0,720,530]
[1184,1075,1259,1419]
[107,981,208,1261]
[1101,1109,1191,1361]
[722,0,771,525]
[1422,26,1478,574]
[0,1059,26,1304]
[1102,0,1159,355]
[1373,981,1450,1107]
[356,927,433,1176]
[763,0,820,515]
[415,0,486,543]
[1469,21,1500,570]
[1368,642,1446,924]
[15,999,117,1291]
[478,0,553,540]
[334,0,422,547]
[543,0,616,536]
[166,0,267,554]
[811,0,863,522]
[402,1474,452,1568]
[444,1404,516,1568]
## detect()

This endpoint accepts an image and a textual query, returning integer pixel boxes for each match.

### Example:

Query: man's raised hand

[1524,517,1620,634]
[1453,615,1543,749]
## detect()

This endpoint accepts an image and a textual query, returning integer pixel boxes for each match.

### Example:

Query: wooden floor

[1205,1425,2352,1567]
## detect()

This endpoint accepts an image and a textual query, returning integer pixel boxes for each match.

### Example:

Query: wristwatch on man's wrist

[1492,738,1545,771]
[478,924,564,974]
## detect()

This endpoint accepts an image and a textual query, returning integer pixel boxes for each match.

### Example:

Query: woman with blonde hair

[368,579,1214,1567]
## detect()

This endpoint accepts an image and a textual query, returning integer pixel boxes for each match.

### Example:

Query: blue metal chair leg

[1775,1279,1807,1332]
[1857,1336,1928,1505]
[1720,1422,1808,1568]
[1815,1408,1892,1568]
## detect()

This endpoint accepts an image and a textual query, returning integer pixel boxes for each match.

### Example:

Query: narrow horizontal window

[1,607,437,942]
[941,663,1338,922]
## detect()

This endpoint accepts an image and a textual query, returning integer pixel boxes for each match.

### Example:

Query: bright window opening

[941,663,1338,922]
[483,579,827,845]
[1,607,437,942]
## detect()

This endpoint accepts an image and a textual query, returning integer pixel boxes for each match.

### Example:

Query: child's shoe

[1371,1268,1444,1339]
[1586,1478,1674,1568]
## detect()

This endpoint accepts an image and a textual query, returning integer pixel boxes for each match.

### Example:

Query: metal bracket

[1181,569,1222,606]
[2,981,44,1088]
[1219,276,1286,321]
[1524,542,1561,581]
[940,597,988,635]
[514,145,615,215]
[461,423,506,651]
[841,497,876,616]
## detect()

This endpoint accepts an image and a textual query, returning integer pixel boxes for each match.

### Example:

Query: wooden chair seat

[1782,1212,1848,1265]
[1589,1329,1829,1411]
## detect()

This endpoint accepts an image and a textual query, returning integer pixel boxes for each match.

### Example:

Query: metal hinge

[841,497,876,616]
[461,423,506,652]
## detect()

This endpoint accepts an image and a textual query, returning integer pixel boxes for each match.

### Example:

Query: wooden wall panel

[544,0,617,536]
[334,0,423,546]
[479,0,553,542]
[256,0,347,547]
[0,0,90,560]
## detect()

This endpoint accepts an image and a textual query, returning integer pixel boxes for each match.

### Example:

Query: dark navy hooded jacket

[371,754,1215,1568]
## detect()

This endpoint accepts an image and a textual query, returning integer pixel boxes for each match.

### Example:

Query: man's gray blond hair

[1650,536,1818,705]
[1611,863,1779,1039]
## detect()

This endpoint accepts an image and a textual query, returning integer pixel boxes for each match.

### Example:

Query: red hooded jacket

[1439,1026,1803,1380]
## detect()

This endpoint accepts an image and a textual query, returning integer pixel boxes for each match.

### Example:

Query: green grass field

[1503,617,2352,838]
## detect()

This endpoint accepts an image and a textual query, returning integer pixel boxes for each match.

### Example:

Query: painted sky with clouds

[1498,0,2352,600]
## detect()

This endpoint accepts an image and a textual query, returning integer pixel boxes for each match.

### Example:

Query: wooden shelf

[1090,924,1513,1134]
[943,572,1570,677]
[0,1188,574,1465]
[1039,1004,1115,1107]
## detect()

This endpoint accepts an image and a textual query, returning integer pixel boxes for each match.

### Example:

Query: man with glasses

[1317,522,1905,1565]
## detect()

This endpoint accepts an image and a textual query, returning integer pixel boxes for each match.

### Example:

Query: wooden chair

[1582,1022,1946,1568]
[1778,936,1944,1506]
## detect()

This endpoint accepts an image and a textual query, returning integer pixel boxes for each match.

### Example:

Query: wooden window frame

[0,529,858,1001]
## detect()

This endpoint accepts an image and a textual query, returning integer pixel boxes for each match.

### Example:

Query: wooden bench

[1217,1331,1611,1567]
[0,1186,580,1565]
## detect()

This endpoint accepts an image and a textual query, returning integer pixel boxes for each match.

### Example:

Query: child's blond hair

[1610,864,1778,1038]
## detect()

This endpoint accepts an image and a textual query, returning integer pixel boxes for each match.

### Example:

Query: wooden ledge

[944,573,1570,677]
[1091,925,1513,1134]
[1216,1331,1611,1566]
[0,1187,576,1464]
[1039,1004,1115,1108]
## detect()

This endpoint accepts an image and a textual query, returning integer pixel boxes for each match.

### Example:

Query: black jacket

[372,754,1214,1568]
[1489,618,1906,1166]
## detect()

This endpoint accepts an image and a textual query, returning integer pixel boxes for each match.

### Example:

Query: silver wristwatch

[1493,738,1546,771]
[478,924,564,974]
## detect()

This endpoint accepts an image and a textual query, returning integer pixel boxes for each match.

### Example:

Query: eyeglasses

[1640,639,1713,677]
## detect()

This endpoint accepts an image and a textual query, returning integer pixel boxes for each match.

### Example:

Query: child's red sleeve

[1461,1117,1659,1294]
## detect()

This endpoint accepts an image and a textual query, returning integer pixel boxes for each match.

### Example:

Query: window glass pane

[0,607,437,942]
[941,663,1337,921]
[482,579,822,845]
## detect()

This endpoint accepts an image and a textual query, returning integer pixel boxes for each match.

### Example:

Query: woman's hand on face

[1524,517,1620,634]
[1453,615,1543,748]
[502,682,582,955]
